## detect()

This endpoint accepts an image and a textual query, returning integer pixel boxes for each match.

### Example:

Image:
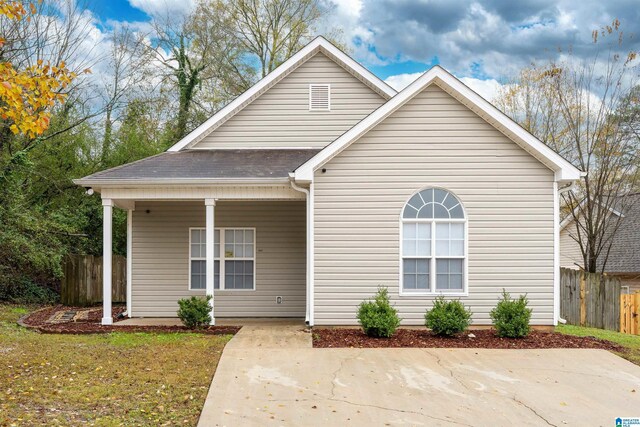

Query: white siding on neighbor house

[619,275,640,293]
[192,53,386,149]
[131,201,306,317]
[560,225,582,270]
[313,84,556,326]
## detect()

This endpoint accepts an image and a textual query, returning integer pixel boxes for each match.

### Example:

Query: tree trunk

[102,106,113,164]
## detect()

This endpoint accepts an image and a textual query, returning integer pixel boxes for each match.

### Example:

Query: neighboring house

[560,193,640,292]
[75,37,582,326]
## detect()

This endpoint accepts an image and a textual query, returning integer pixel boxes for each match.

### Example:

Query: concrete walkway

[198,327,640,426]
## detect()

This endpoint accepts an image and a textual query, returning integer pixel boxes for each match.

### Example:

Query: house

[560,193,640,292]
[75,37,582,326]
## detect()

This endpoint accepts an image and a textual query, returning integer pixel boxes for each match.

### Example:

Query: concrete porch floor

[117,317,305,327]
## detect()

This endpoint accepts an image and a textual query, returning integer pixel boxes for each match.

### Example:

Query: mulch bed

[21,305,128,327]
[18,305,240,335]
[313,328,625,352]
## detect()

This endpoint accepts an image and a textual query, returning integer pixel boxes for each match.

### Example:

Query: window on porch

[189,228,255,291]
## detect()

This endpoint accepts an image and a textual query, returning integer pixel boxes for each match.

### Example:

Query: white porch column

[102,198,113,325]
[126,208,133,317]
[205,199,216,325]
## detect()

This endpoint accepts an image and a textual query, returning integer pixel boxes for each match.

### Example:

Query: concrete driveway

[199,325,640,426]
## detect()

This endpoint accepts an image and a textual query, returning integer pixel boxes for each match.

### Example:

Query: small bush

[490,290,532,338]
[424,296,472,336]
[357,287,401,338]
[0,279,59,305]
[177,296,212,329]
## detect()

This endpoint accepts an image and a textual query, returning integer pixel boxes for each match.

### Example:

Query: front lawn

[0,304,232,426]
[556,324,640,366]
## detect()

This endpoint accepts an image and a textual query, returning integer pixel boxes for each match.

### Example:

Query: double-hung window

[189,228,255,291]
[401,188,466,294]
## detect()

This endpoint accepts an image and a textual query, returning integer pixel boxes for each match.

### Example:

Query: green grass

[0,304,232,426]
[556,324,640,366]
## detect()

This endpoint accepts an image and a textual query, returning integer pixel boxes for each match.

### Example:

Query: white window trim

[189,227,256,291]
[308,83,331,111]
[398,190,469,297]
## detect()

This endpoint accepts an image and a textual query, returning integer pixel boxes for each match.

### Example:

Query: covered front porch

[99,188,309,326]
[74,148,319,326]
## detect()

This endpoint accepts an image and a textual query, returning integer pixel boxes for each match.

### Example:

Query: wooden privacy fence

[61,255,126,306]
[559,267,621,331]
[620,293,640,335]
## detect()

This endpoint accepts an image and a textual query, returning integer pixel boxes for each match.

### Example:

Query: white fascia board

[167,36,396,152]
[295,65,583,183]
[320,43,396,99]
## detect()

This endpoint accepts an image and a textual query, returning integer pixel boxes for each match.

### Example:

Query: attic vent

[309,84,330,111]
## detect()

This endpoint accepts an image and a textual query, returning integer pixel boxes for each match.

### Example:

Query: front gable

[317,83,556,188]
[311,82,561,326]
[191,52,387,149]
[168,37,395,152]
[294,66,582,184]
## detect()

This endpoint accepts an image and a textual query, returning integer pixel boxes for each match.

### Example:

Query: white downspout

[555,181,576,325]
[290,175,312,325]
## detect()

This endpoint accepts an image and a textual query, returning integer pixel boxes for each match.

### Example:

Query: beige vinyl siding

[313,84,556,326]
[193,53,386,149]
[131,201,305,317]
[560,225,582,269]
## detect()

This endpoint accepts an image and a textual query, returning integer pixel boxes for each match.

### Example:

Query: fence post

[579,272,586,327]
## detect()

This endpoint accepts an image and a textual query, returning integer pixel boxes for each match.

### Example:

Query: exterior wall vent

[309,84,330,111]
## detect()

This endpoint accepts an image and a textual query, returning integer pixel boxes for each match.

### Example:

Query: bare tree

[229,0,339,78]
[144,1,250,142]
[100,26,154,163]
[496,20,640,273]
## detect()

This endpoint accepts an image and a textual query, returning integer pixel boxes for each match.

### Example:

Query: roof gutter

[73,177,292,187]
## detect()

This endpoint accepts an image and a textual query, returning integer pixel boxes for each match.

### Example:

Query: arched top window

[401,188,467,295]
[403,188,464,219]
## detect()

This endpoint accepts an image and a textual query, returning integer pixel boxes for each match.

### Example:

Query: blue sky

[85,0,640,99]
[86,0,148,23]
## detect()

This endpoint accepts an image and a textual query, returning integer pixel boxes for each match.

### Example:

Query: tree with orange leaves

[0,0,83,139]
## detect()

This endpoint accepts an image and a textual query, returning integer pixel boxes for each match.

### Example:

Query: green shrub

[0,279,59,305]
[177,296,212,329]
[490,290,532,338]
[424,296,472,336]
[357,287,401,338]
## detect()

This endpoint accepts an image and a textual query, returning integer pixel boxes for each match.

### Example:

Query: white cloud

[332,0,363,18]
[128,0,195,18]
[385,72,505,102]
[459,77,504,102]
[384,72,423,91]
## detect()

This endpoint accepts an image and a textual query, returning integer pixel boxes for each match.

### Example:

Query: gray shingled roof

[597,193,640,273]
[77,149,320,182]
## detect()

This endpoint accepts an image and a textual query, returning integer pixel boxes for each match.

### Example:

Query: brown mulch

[18,305,240,335]
[30,323,241,335]
[313,328,625,352]
[20,305,127,327]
